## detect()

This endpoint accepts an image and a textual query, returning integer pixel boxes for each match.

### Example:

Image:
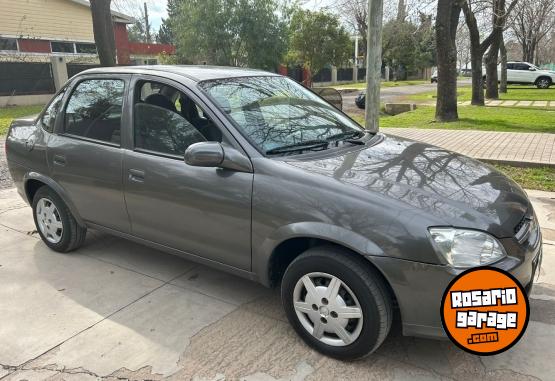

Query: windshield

[199,76,364,155]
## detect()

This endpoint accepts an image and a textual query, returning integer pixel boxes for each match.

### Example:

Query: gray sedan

[6,66,542,359]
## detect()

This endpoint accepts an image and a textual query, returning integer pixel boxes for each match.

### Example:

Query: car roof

[78,65,280,82]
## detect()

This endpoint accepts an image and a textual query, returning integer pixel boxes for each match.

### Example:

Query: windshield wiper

[326,130,366,146]
[266,140,330,155]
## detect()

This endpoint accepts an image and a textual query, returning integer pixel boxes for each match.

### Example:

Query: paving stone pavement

[383,128,555,166]
[0,186,554,380]
[458,100,555,107]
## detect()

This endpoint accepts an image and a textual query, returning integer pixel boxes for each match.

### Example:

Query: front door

[123,78,253,270]
[48,76,130,233]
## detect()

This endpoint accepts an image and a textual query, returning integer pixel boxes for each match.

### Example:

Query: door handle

[129,169,145,183]
[53,154,66,166]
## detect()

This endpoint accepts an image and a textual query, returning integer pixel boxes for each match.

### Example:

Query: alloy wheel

[293,272,363,347]
[36,198,63,244]
[537,79,550,89]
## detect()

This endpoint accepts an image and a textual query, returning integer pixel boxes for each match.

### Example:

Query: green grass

[493,165,555,191]
[332,80,428,90]
[348,106,555,133]
[0,105,43,135]
[406,85,555,103]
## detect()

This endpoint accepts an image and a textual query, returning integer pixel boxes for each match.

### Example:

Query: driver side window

[133,81,223,157]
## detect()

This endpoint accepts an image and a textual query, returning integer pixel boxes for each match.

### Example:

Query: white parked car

[498,62,555,89]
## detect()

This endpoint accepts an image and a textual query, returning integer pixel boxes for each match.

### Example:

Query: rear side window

[41,89,66,133]
[64,79,125,144]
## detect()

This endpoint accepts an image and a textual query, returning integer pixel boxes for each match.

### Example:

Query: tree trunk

[469,53,485,105]
[500,35,508,93]
[485,43,500,99]
[435,0,461,122]
[90,0,116,66]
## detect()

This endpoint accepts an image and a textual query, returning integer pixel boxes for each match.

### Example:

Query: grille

[514,215,528,235]
[514,214,537,244]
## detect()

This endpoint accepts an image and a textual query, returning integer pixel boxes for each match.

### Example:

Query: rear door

[47,75,131,233]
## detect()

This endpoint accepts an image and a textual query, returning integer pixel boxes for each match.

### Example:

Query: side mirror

[529,67,536,71]
[184,142,224,167]
[184,141,253,173]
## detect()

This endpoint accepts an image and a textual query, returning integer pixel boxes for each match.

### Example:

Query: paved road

[0,186,554,380]
[342,80,471,116]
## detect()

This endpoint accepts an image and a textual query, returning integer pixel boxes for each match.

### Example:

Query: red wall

[14,23,176,65]
[113,22,131,65]
[18,39,51,53]
[128,42,176,55]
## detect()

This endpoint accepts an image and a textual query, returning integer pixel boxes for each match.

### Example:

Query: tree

[483,0,518,100]
[510,0,555,63]
[288,10,352,77]
[157,0,183,45]
[435,0,462,122]
[174,0,287,69]
[90,0,116,66]
[382,14,435,80]
[499,33,508,92]
[456,23,472,73]
[128,20,148,42]
[461,0,516,105]
[157,19,173,44]
[334,0,368,59]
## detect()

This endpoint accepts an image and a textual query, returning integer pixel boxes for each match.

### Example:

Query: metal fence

[67,63,101,78]
[0,62,55,96]
[286,65,304,82]
[313,68,332,83]
[337,68,353,81]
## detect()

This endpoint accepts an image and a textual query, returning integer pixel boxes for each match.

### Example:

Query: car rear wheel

[32,186,86,252]
[536,77,552,89]
[281,246,392,359]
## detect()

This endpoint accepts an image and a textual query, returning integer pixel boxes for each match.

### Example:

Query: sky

[114,0,336,31]
[113,0,168,29]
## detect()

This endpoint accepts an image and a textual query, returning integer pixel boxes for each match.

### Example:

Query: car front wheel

[32,186,87,252]
[281,246,392,359]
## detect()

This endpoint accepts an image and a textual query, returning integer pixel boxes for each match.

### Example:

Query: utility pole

[365,0,383,133]
[354,35,359,67]
[144,2,151,43]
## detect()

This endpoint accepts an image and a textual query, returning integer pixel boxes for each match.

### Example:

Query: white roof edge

[69,0,135,24]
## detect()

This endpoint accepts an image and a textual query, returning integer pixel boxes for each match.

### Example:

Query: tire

[535,77,552,89]
[32,186,86,253]
[281,246,392,360]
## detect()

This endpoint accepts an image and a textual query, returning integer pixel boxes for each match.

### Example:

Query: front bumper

[371,234,542,340]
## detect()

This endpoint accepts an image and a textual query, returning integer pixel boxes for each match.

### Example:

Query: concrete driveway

[0,186,554,381]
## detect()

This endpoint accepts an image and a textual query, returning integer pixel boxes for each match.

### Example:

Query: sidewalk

[459,100,555,108]
[382,128,555,167]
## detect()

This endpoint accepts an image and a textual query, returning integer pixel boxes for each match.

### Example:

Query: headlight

[428,228,506,268]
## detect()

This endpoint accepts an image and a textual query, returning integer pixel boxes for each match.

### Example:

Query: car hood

[286,133,529,238]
